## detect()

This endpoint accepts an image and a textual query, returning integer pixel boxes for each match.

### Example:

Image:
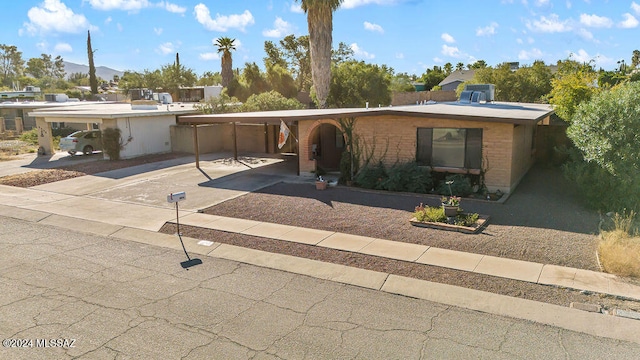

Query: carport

[178,108,373,175]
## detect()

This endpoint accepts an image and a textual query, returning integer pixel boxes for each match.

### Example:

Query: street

[1,216,639,359]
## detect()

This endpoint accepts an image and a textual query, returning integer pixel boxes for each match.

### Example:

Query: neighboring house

[29,102,199,159]
[180,101,554,194]
[0,99,102,133]
[438,70,476,91]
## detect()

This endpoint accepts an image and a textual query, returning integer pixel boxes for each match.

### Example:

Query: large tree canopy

[327,60,391,108]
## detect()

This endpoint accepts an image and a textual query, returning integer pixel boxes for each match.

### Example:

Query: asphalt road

[1,216,639,359]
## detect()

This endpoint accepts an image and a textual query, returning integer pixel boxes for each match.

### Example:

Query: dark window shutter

[465,128,483,169]
[416,128,433,165]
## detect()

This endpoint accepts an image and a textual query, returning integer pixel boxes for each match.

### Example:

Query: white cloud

[441,33,455,43]
[194,5,255,32]
[117,23,123,31]
[154,27,163,35]
[290,3,303,13]
[534,0,550,6]
[159,1,186,14]
[576,28,594,41]
[517,38,523,44]
[156,41,178,55]
[395,53,404,59]
[619,13,639,28]
[526,14,571,32]
[433,57,444,63]
[341,0,401,9]
[476,22,498,36]
[54,42,73,53]
[85,0,151,11]
[105,16,112,25]
[199,52,220,61]
[350,43,375,59]
[632,2,640,15]
[22,0,96,35]
[579,14,612,28]
[441,44,461,57]
[36,41,48,51]
[569,49,595,63]
[518,48,543,60]
[263,17,294,37]
[364,21,384,33]
[87,0,186,14]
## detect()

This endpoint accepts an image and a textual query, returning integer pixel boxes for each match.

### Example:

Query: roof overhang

[179,102,554,126]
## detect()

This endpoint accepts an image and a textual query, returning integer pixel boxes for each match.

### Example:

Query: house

[29,102,199,159]
[0,99,103,134]
[179,100,554,194]
[438,70,476,91]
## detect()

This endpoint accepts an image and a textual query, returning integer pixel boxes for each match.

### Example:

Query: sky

[1,0,639,78]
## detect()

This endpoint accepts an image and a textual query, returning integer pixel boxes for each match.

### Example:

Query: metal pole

[176,201,191,261]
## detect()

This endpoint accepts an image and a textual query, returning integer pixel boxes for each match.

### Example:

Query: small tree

[87,30,98,95]
[566,81,640,211]
[101,127,123,161]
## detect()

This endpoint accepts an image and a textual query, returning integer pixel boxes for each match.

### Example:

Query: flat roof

[179,101,554,126]
[28,102,199,119]
[0,100,110,110]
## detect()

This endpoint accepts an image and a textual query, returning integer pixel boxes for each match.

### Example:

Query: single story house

[179,101,554,194]
[29,102,199,159]
[438,70,476,92]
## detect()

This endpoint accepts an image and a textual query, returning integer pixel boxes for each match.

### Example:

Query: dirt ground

[0,152,190,187]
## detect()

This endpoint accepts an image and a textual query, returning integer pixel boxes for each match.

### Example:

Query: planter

[315,181,328,190]
[442,204,459,217]
[410,214,490,234]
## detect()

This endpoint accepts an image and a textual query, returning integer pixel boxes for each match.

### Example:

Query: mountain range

[63,61,124,81]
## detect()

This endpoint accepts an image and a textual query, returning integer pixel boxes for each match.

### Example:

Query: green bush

[101,127,123,161]
[455,213,479,227]
[414,204,446,223]
[355,162,387,190]
[382,161,432,193]
[435,174,473,196]
[19,129,39,145]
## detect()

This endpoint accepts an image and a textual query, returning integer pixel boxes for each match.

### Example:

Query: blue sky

[2,0,639,77]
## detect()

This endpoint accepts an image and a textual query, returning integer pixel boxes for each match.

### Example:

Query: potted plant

[315,176,328,190]
[441,180,459,217]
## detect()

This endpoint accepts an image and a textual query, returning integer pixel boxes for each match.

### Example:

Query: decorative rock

[614,309,640,320]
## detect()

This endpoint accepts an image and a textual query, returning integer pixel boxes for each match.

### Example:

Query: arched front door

[310,123,344,171]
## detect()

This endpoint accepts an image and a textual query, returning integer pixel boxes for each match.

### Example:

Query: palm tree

[215,37,236,88]
[297,0,343,109]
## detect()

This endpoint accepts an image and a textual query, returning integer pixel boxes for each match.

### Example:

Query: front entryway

[309,123,344,171]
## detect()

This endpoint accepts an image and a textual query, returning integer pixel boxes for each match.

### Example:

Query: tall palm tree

[215,37,236,88]
[297,0,343,109]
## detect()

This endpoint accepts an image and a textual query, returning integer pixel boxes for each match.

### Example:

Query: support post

[192,124,200,169]
[233,121,238,161]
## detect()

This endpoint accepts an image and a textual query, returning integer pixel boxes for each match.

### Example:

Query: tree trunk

[307,5,333,109]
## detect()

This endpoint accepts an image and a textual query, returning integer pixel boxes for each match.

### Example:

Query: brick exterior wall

[299,115,533,193]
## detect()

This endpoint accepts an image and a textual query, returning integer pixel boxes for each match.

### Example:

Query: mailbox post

[167,192,202,269]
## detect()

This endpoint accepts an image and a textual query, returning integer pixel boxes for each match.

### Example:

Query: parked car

[59,130,102,156]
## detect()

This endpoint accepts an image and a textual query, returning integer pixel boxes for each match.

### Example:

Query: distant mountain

[63,61,124,81]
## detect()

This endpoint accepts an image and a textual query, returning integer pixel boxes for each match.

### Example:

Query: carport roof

[29,102,199,119]
[179,101,554,126]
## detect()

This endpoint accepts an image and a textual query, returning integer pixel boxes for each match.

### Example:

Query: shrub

[101,127,123,160]
[355,162,387,190]
[455,213,479,227]
[598,211,640,278]
[435,174,473,196]
[382,162,433,193]
[19,129,39,145]
[414,204,446,223]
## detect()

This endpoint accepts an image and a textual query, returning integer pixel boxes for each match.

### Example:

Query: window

[417,127,482,169]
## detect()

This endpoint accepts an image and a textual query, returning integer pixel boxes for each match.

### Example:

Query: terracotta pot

[315,181,327,190]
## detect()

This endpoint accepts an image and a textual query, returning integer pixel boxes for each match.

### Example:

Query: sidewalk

[0,181,639,302]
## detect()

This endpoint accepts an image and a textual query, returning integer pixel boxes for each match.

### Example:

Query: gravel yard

[161,164,640,311]
[201,164,601,271]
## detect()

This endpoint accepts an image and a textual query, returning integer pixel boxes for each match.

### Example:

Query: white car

[59,130,102,156]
